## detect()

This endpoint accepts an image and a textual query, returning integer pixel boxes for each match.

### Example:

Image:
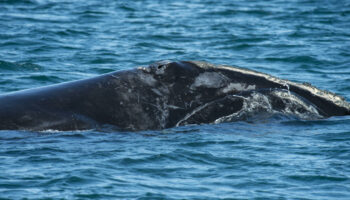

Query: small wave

[281,116,350,127]
[21,74,62,83]
[0,0,36,5]
[0,60,43,72]
[285,175,348,183]
[264,55,323,65]
[0,130,36,140]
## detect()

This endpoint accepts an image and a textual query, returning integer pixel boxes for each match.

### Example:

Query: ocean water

[0,0,350,199]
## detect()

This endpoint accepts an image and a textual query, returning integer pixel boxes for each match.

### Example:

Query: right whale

[0,60,349,131]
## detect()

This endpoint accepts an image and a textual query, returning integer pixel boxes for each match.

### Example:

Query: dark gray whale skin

[0,61,349,131]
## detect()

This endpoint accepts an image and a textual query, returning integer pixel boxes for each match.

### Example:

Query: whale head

[129,60,350,129]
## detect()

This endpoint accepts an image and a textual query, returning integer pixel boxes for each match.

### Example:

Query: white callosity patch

[271,90,321,119]
[190,72,256,94]
[213,90,322,124]
[137,66,151,73]
[220,83,256,94]
[191,72,228,89]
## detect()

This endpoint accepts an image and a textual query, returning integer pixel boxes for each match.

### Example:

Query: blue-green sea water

[1,0,350,199]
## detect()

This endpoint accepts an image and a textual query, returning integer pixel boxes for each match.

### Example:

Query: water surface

[0,0,350,199]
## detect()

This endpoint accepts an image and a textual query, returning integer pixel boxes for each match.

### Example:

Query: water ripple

[0,0,350,199]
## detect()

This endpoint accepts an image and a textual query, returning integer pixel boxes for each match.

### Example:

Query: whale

[0,60,349,131]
